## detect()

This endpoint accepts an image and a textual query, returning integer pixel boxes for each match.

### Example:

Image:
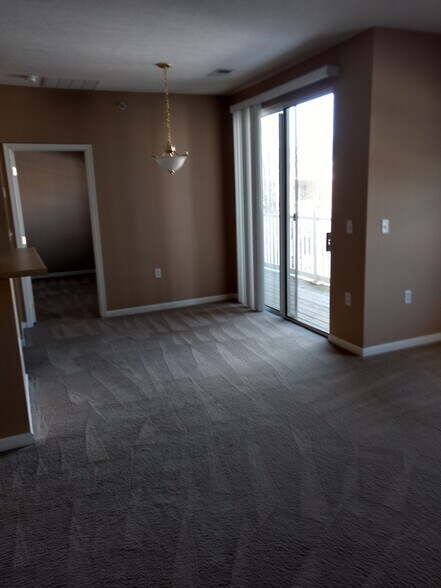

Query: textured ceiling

[0,0,440,95]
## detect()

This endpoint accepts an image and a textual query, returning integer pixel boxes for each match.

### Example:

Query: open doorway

[262,92,334,333]
[3,144,106,327]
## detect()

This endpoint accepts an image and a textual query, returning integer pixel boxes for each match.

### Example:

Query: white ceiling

[0,0,440,95]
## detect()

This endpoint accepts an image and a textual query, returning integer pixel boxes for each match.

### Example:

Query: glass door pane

[287,93,334,332]
[261,112,281,310]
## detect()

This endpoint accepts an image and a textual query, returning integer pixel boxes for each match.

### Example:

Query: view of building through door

[262,92,334,333]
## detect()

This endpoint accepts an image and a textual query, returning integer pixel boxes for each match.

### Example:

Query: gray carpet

[1,276,441,587]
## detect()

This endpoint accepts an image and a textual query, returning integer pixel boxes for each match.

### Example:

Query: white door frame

[2,143,107,324]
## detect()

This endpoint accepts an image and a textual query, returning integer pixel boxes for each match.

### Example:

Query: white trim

[329,332,441,357]
[230,65,340,112]
[2,143,107,319]
[83,145,107,317]
[104,293,237,318]
[20,322,27,346]
[3,147,36,326]
[0,432,35,453]
[233,111,246,304]
[328,335,363,356]
[24,374,33,434]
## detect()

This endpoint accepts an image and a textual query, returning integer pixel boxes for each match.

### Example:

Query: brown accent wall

[0,87,236,310]
[15,151,94,274]
[364,30,441,346]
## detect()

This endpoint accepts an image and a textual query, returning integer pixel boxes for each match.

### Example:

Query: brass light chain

[162,66,174,151]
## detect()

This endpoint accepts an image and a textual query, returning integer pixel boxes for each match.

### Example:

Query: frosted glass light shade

[152,152,188,175]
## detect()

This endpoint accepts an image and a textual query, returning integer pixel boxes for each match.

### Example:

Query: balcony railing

[263,210,331,285]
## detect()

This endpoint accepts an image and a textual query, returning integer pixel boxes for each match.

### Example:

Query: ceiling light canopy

[25,75,39,84]
[152,63,188,175]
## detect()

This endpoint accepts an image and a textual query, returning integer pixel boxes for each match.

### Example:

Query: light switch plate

[381,219,390,234]
[346,220,353,234]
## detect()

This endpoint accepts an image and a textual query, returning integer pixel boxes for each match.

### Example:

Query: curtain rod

[230,64,340,112]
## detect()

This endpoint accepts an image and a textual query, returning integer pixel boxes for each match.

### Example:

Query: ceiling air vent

[208,68,234,77]
[41,77,99,90]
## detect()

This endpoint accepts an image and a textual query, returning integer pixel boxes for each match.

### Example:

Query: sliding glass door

[262,92,334,333]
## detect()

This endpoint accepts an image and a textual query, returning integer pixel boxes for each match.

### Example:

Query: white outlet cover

[154,268,162,278]
[346,220,353,234]
[344,292,351,306]
[381,219,390,234]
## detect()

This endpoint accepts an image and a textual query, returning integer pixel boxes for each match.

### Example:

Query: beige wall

[0,279,31,439]
[0,86,235,441]
[16,151,94,274]
[232,30,375,347]
[1,27,440,443]
[0,166,31,439]
[232,28,441,349]
[0,87,236,310]
[330,32,374,346]
[364,30,441,346]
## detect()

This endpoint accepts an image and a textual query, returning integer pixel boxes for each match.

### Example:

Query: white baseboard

[104,293,237,318]
[328,335,363,356]
[329,332,441,357]
[0,432,34,453]
[20,322,28,345]
[24,373,34,435]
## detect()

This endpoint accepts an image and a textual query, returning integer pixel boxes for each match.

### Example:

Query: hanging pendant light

[152,63,189,175]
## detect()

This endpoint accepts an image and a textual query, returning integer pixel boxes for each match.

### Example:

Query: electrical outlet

[154,268,162,279]
[344,292,351,306]
[346,220,353,234]
[404,290,412,304]
[381,219,390,234]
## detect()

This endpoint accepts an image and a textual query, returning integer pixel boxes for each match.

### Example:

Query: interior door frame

[2,143,107,325]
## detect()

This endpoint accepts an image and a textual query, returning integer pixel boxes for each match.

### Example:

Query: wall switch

[381,218,390,234]
[344,292,351,306]
[154,268,162,278]
[346,220,353,234]
[404,290,412,304]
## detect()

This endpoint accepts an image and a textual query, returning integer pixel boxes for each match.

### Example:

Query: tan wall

[0,167,31,438]
[231,30,375,347]
[0,279,31,438]
[364,30,441,346]
[330,32,374,346]
[0,87,236,310]
[0,86,235,441]
[15,151,94,274]
[232,28,441,349]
